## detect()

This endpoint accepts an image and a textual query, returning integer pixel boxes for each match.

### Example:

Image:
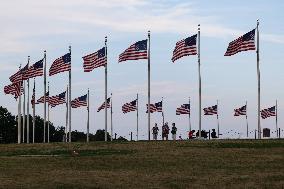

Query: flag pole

[198,24,202,138]
[87,88,90,142]
[32,79,35,143]
[111,93,113,141]
[105,36,108,142]
[65,85,68,142]
[246,101,249,138]
[26,56,30,143]
[47,82,50,143]
[43,50,47,143]
[276,100,278,138]
[68,46,72,142]
[189,97,191,132]
[256,19,261,139]
[27,72,30,143]
[136,93,139,141]
[17,64,22,144]
[217,100,220,137]
[23,79,26,143]
[147,30,151,141]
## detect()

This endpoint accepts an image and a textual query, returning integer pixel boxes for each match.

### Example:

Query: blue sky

[1,0,284,139]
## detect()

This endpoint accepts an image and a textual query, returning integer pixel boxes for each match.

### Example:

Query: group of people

[152,123,218,140]
[152,122,177,141]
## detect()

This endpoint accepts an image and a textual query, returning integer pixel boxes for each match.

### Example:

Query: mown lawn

[0,140,283,189]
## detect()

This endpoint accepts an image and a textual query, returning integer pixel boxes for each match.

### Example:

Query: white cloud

[0,0,283,53]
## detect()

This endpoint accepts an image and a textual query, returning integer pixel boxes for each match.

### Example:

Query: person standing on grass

[152,123,159,140]
[162,122,170,140]
[171,123,177,140]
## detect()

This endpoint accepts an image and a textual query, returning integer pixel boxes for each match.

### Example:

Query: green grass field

[0,140,283,189]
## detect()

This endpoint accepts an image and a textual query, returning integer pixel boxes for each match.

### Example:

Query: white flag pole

[32,79,35,143]
[217,100,220,137]
[256,20,261,139]
[26,56,30,143]
[111,93,113,141]
[136,93,139,141]
[147,30,151,141]
[246,101,249,138]
[276,100,278,138]
[43,50,47,143]
[68,46,72,142]
[198,24,202,138]
[23,80,26,143]
[87,88,90,142]
[105,36,108,141]
[65,85,68,142]
[17,65,22,144]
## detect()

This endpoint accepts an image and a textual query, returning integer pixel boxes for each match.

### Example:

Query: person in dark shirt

[162,122,170,140]
[211,129,217,138]
[171,123,177,140]
[152,123,159,140]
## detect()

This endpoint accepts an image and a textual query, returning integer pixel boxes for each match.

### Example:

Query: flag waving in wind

[122,100,137,113]
[172,34,197,62]
[49,53,71,76]
[9,63,29,83]
[176,104,190,115]
[49,91,66,107]
[204,105,218,115]
[234,105,247,116]
[119,40,148,63]
[83,47,106,72]
[224,29,256,56]
[4,82,22,98]
[71,94,88,108]
[146,101,162,113]
[261,106,276,119]
[97,98,111,112]
[23,59,44,80]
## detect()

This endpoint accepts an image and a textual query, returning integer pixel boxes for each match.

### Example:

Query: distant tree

[93,129,111,141]
[0,106,17,143]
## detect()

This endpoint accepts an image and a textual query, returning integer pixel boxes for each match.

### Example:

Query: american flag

[97,98,111,112]
[9,63,29,83]
[71,94,88,108]
[122,99,137,114]
[119,39,148,63]
[23,59,43,80]
[204,105,218,115]
[224,29,256,56]
[146,101,162,113]
[261,106,276,119]
[83,47,106,72]
[172,34,197,62]
[35,92,49,104]
[234,105,247,116]
[49,53,71,76]
[49,91,66,108]
[176,104,190,115]
[4,82,22,98]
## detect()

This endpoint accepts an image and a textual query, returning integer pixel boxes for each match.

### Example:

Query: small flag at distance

[172,34,197,62]
[122,100,137,113]
[49,53,71,76]
[224,29,256,56]
[176,104,190,115]
[146,101,162,113]
[204,105,218,115]
[234,105,247,116]
[83,47,106,72]
[71,94,88,108]
[119,40,147,63]
[49,92,66,107]
[97,98,111,112]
